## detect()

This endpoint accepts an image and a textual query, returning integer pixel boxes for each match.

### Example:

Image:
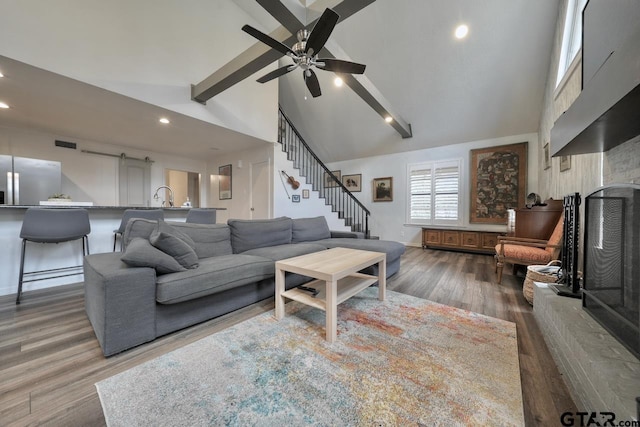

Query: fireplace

[582,184,640,360]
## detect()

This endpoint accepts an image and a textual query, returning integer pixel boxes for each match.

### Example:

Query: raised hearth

[534,283,639,420]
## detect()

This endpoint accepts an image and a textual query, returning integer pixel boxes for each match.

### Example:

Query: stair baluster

[278,107,370,238]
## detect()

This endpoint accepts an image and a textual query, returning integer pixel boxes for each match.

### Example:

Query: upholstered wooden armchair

[494,214,564,284]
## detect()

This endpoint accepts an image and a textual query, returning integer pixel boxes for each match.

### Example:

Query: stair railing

[278,107,370,237]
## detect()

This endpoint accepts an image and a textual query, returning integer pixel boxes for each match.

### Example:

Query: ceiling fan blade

[257,65,296,83]
[242,25,296,57]
[305,8,339,55]
[304,70,322,98]
[317,58,366,74]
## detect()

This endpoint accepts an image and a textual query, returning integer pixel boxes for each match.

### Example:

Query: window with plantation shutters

[407,160,462,225]
[410,166,431,221]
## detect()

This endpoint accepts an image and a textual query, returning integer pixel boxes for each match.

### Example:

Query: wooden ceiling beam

[191,0,412,138]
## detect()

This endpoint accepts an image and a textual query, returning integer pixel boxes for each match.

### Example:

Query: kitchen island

[0,206,225,298]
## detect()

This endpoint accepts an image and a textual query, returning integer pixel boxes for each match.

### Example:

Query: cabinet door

[442,231,459,246]
[482,232,499,250]
[424,230,441,244]
[461,232,480,249]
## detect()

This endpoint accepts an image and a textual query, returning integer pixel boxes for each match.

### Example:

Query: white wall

[208,143,350,230]
[208,145,274,223]
[0,125,209,207]
[537,0,602,200]
[0,0,278,143]
[327,133,539,246]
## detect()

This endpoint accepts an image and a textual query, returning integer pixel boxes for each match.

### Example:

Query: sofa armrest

[83,253,157,356]
[330,230,364,239]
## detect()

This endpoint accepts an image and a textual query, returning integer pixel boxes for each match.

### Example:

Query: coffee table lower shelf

[275,247,386,342]
[281,273,378,311]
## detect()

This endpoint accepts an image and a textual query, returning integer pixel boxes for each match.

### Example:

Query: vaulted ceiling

[0,0,560,162]
[275,0,560,162]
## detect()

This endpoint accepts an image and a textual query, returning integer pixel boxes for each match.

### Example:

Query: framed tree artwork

[219,164,232,200]
[470,142,527,224]
[373,177,393,202]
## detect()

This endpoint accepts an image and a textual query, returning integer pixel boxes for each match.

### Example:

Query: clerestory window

[556,0,588,88]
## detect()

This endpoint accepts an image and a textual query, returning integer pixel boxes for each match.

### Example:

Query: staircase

[278,107,370,238]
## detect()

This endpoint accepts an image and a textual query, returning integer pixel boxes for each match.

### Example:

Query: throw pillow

[121,237,186,274]
[149,220,199,269]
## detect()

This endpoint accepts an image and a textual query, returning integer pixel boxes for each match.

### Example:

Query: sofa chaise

[83,216,405,356]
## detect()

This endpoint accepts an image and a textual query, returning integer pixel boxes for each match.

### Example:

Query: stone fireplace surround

[534,283,639,421]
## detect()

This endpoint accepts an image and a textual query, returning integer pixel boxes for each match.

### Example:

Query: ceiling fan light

[455,24,469,39]
[334,77,343,87]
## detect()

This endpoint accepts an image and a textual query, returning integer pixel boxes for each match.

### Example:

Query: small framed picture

[373,177,393,202]
[323,170,341,188]
[219,164,232,200]
[342,174,362,192]
[543,143,551,170]
[302,189,310,199]
[292,194,300,203]
[560,155,571,172]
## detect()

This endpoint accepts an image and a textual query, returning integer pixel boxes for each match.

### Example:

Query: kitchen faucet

[153,185,174,207]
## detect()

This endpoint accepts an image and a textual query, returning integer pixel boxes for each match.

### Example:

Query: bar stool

[17,208,91,304]
[113,209,164,251]
[185,209,217,224]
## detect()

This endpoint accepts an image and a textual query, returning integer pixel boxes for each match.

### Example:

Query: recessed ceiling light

[0,102,9,109]
[455,24,469,39]
[159,117,170,124]
[384,116,393,123]
[0,71,4,78]
[334,77,343,87]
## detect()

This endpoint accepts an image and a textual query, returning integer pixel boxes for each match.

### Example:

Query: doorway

[165,169,200,207]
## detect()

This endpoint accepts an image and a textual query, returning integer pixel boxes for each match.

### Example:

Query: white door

[250,160,270,219]
[119,158,151,206]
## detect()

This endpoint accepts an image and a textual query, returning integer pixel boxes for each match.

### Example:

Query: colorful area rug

[96,288,523,426]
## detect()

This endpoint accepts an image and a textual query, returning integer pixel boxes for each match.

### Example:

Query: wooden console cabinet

[422,228,504,254]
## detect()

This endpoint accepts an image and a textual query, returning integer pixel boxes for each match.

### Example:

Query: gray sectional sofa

[83,216,405,356]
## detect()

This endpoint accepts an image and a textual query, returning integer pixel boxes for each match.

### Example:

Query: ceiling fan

[241,8,366,98]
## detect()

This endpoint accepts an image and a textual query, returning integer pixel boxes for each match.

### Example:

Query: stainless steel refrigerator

[0,155,62,205]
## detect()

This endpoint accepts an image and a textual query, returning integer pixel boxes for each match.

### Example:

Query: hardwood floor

[0,247,576,426]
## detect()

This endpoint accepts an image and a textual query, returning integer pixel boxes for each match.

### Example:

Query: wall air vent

[55,140,77,149]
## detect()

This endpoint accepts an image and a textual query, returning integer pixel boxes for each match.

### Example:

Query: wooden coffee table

[275,247,386,342]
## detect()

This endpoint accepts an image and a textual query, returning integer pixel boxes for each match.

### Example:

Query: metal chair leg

[113,232,122,252]
[83,235,90,256]
[16,239,26,304]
